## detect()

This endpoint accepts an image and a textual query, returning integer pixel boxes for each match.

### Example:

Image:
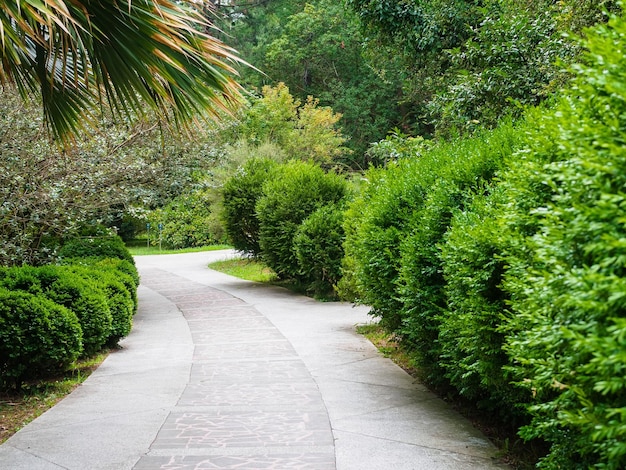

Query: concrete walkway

[0,250,508,469]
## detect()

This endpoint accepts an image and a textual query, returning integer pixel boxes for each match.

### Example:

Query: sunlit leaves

[0,0,246,141]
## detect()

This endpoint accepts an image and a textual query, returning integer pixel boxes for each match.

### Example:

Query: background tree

[0,87,227,265]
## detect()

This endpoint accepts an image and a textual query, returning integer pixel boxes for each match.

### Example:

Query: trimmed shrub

[95,258,140,313]
[69,265,134,344]
[342,163,418,329]
[499,15,626,468]
[64,257,140,314]
[59,235,135,266]
[398,123,521,381]
[256,161,348,280]
[40,266,112,356]
[0,288,82,389]
[438,187,529,419]
[0,265,44,295]
[222,157,279,256]
[293,203,346,297]
[93,257,140,288]
[0,265,112,356]
[344,122,521,364]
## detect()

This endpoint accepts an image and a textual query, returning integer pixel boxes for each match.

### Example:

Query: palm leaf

[0,0,246,141]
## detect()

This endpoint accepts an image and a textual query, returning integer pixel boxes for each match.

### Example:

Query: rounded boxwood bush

[41,266,113,356]
[0,265,112,356]
[222,157,279,256]
[65,257,140,314]
[95,258,139,313]
[69,265,134,344]
[0,265,45,295]
[0,288,82,389]
[293,203,346,297]
[59,235,135,266]
[256,160,348,280]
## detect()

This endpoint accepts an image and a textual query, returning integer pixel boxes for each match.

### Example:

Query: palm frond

[0,0,246,141]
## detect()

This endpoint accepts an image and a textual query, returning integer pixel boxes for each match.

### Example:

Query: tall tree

[345,0,621,136]
[0,0,245,140]
[263,0,402,159]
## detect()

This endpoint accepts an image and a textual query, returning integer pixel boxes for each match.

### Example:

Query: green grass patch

[208,258,278,283]
[209,257,335,299]
[0,350,110,444]
[126,239,231,256]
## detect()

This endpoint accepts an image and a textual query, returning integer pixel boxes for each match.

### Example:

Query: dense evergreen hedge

[256,160,349,282]
[343,122,523,380]
[59,235,135,266]
[293,203,346,297]
[222,157,279,256]
[0,289,83,389]
[342,13,626,468]
[0,236,138,390]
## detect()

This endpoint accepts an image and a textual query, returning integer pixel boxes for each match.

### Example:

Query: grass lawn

[208,257,278,283]
[126,239,231,256]
[208,257,316,297]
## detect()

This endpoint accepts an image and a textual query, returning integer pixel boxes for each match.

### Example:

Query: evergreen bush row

[0,235,139,390]
[223,159,349,297]
[222,14,626,467]
[342,14,626,469]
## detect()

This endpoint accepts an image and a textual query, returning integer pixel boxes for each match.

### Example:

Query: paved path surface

[0,251,508,469]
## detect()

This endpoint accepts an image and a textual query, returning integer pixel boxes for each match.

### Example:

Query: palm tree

[0,0,245,141]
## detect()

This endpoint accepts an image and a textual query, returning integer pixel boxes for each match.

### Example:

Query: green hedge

[345,13,626,468]
[343,122,522,379]
[256,160,348,280]
[222,157,279,256]
[59,235,135,266]
[0,288,82,389]
[293,203,346,297]
[499,16,626,468]
[0,234,139,389]
[0,265,112,356]
[67,265,135,344]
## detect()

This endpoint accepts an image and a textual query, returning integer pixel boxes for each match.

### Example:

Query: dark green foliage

[346,0,619,138]
[346,0,479,55]
[433,7,577,134]
[60,255,140,315]
[0,265,112,356]
[397,124,522,381]
[59,235,135,266]
[69,265,134,344]
[499,15,626,468]
[344,122,521,345]
[94,258,140,313]
[38,267,112,357]
[256,161,348,280]
[0,265,44,295]
[343,163,424,329]
[0,288,82,389]
[154,188,226,249]
[222,157,279,256]
[93,257,140,288]
[438,188,528,418]
[293,203,346,297]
